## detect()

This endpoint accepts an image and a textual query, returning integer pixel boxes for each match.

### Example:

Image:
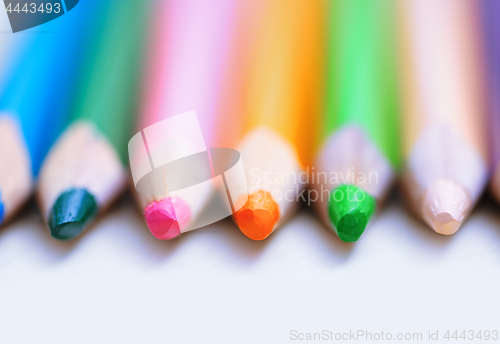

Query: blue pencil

[0,5,92,225]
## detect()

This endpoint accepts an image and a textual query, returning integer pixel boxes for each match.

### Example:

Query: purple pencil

[482,0,500,203]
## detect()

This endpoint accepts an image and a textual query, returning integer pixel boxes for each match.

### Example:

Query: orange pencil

[227,0,325,240]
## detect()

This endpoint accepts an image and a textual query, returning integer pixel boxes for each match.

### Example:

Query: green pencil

[37,0,150,240]
[310,0,400,242]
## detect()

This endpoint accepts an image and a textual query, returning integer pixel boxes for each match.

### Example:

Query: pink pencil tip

[144,197,190,240]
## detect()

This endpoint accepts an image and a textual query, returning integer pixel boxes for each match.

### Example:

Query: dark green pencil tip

[328,184,376,243]
[49,189,98,240]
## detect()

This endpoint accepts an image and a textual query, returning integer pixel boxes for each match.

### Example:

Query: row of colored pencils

[0,0,499,244]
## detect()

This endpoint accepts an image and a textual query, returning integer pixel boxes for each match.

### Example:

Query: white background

[0,191,499,344]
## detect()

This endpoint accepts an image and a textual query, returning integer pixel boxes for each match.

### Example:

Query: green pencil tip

[328,184,376,243]
[49,189,98,240]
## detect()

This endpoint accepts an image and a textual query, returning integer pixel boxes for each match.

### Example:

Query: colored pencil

[135,0,237,240]
[482,0,500,204]
[310,0,399,242]
[0,35,28,225]
[230,0,324,240]
[0,114,31,225]
[399,0,488,235]
[0,8,89,225]
[37,0,150,240]
[0,34,19,81]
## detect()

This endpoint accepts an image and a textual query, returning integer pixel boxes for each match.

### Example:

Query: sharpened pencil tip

[335,210,371,243]
[432,212,460,235]
[144,197,190,240]
[234,190,279,241]
[328,184,376,243]
[422,179,470,235]
[49,189,98,240]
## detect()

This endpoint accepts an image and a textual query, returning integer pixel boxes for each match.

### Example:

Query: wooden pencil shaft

[235,128,304,228]
[37,122,125,217]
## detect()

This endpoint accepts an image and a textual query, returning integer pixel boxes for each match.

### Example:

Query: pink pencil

[134,0,238,239]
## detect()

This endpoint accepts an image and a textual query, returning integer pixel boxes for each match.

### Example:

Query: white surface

[0,193,499,344]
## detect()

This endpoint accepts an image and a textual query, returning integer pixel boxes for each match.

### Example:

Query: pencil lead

[234,190,279,241]
[144,197,190,240]
[431,212,461,235]
[49,188,97,240]
[328,185,376,243]
[422,179,470,235]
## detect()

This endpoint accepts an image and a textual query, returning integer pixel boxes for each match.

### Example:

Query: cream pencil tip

[431,212,460,235]
[422,179,471,235]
